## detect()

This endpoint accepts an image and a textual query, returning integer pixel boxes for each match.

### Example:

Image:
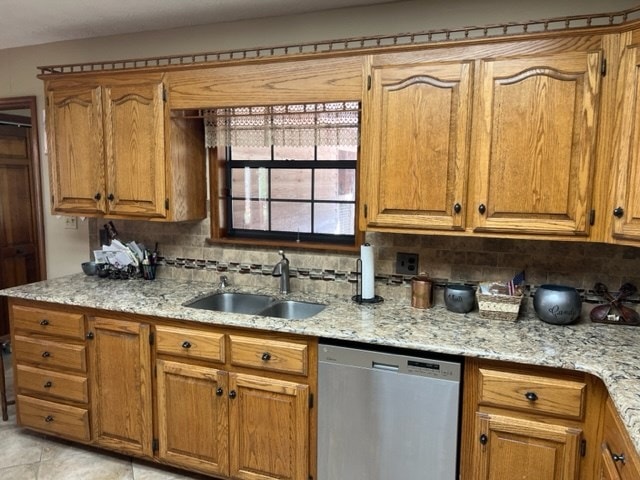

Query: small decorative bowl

[444,284,476,313]
[81,261,98,276]
[533,284,582,325]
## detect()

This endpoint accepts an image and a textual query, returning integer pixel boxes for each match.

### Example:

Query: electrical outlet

[64,216,78,230]
[396,252,418,275]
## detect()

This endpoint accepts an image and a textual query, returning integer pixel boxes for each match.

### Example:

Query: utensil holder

[141,264,157,280]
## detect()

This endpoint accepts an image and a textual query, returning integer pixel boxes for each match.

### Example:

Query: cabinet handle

[94,192,102,201]
[261,352,271,361]
[612,452,626,464]
[44,415,54,423]
[42,351,50,358]
[86,332,94,340]
[478,204,486,215]
[479,433,488,445]
[524,391,538,401]
[216,387,224,397]
[40,319,49,326]
[454,203,462,214]
[613,206,624,218]
[43,381,53,388]
[182,341,192,349]
[107,193,115,201]
[229,390,237,399]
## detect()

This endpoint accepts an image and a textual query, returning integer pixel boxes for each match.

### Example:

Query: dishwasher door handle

[372,361,399,372]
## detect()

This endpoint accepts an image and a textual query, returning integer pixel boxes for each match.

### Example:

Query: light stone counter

[2,274,640,455]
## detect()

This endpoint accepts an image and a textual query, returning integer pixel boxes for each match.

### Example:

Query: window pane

[274,145,314,160]
[272,202,311,232]
[271,169,311,200]
[231,199,269,230]
[314,203,355,235]
[317,144,358,160]
[231,167,269,199]
[232,146,271,160]
[315,169,355,201]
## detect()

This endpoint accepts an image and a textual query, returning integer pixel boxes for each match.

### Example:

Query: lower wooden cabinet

[87,316,154,458]
[599,398,640,480]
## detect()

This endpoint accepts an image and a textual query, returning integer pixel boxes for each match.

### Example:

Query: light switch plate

[64,216,78,230]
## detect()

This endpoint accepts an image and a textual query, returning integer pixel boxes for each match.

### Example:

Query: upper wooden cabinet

[470,49,602,236]
[360,59,473,232]
[45,75,206,221]
[610,41,640,242]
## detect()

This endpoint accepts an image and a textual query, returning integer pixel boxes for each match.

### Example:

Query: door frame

[0,96,47,281]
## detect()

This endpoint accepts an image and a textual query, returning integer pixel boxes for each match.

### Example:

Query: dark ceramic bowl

[444,284,476,313]
[81,261,97,276]
[533,284,582,325]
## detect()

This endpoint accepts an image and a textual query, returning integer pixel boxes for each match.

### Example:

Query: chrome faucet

[219,275,229,289]
[272,250,290,294]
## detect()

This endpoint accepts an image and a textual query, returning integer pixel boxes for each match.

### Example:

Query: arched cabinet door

[360,59,473,233]
[471,48,602,237]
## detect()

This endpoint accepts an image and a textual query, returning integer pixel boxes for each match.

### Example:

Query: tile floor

[0,347,211,479]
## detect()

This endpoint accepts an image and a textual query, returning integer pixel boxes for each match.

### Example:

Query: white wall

[0,0,636,278]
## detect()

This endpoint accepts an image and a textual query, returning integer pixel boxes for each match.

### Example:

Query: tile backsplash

[89,218,640,301]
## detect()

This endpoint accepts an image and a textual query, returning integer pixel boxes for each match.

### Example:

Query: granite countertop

[2,274,640,455]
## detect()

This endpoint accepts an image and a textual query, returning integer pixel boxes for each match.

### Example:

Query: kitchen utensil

[533,284,582,325]
[591,283,640,325]
[444,284,475,313]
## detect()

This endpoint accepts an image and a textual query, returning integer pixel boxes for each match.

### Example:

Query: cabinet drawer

[478,368,586,419]
[18,394,90,442]
[155,325,225,362]
[601,399,640,480]
[14,334,87,373]
[12,305,85,339]
[16,364,88,403]
[229,335,308,375]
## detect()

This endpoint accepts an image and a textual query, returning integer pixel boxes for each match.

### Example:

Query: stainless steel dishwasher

[318,341,462,480]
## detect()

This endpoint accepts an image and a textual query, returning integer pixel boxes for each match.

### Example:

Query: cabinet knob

[40,319,49,326]
[229,390,237,399]
[94,192,102,201]
[454,203,462,214]
[261,352,271,361]
[613,206,624,218]
[216,387,224,397]
[182,341,192,349]
[478,204,486,215]
[524,391,538,402]
[44,381,53,388]
[612,453,626,464]
[479,433,488,445]
[42,351,50,358]
[86,332,94,340]
[107,193,115,201]
[44,415,54,423]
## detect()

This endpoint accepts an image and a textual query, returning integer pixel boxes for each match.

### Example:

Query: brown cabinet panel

[599,398,640,480]
[471,50,602,235]
[12,304,85,339]
[14,334,86,372]
[155,325,225,362]
[229,334,308,376]
[16,364,88,403]
[17,394,90,442]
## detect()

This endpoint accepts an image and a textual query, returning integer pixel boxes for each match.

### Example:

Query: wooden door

[612,45,640,241]
[47,86,106,214]
[474,413,582,480]
[471,49,602,236]
[0,124,41,334]
[88,316,153,457]
[228,373,309,480]
[361,60,473,232]
[103,82,166,218]
[156,360,229,477]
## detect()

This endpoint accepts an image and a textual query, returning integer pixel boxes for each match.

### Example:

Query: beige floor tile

[132,460,212,479]
[0,462,39,479]
[37,447,134,480]
[0,426,45,469]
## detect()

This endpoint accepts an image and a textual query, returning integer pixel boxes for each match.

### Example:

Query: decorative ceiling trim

[37,6,640,76]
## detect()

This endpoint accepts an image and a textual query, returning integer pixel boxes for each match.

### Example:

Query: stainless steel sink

[185,292,275,314]
[258,300,326,320]
[185,292,325,319]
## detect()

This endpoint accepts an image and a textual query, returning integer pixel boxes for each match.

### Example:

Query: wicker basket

[477,292,524,321]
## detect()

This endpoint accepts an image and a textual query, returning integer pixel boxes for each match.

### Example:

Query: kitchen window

[205,102,362,250]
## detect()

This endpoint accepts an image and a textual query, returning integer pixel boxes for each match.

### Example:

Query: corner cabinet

[45,74,206,221]
[470,49,602,237]
[461,358,607,480]
[598,398,640,480]
[360,58,473,232]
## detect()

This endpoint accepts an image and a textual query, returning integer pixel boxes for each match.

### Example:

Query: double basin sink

[185,292,326,320]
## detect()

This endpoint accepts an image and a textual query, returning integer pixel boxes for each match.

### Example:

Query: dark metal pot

[533,284,582,325]
[444,284,476,313]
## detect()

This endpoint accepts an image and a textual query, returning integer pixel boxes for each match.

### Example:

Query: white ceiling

[0,0,401,50]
